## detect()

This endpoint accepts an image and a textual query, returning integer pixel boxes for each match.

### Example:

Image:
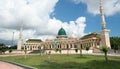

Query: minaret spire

[99,0,111,48]
[17,22,23,50]
[100,0,106,30]
[19,22,23,39]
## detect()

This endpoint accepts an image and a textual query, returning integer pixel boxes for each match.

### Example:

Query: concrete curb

[0,60,37,69]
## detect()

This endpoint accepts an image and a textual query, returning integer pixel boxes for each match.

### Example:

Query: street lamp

[12,32,14,46]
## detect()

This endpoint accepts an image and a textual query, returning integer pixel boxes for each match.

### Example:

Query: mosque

[18,0,111,54]
[25,26,102,53]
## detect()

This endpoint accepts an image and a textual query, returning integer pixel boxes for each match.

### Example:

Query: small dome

[58,27,66,35]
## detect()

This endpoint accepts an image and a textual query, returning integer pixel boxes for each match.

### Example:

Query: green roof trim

[80,32,100,39]
[58,27,66,35]
[26,39,42,42]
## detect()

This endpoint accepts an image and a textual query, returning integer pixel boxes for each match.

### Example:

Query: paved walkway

[0,61,24,69]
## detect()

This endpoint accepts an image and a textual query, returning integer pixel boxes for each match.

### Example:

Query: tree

[110,37,120,53]
[101,46,109,63]
[24,46,27,59]
[38,47,42,55]
[47,50,52,61]
[75,48,78,54]
[10,45,17,50]
[9,49,12,54]
[58,48,62,54]
[0,43,8,54]
[55,48,59,53]
[86,46,90,54]
[79,46,83,56]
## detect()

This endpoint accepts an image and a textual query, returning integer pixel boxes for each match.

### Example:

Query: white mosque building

[18,0,111,54]
[24,27,101,54]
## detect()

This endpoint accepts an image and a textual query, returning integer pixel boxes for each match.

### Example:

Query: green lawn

[0,54,120,69]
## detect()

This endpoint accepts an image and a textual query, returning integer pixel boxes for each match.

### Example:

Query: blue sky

[53,0,120,37]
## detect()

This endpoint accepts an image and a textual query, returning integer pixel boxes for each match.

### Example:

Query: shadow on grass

[32,59,120,69]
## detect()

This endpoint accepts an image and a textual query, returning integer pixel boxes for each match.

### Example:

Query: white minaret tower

[17,22,23,50]
[99,0,111,48]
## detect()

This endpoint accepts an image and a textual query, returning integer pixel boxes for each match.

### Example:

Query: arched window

[67,44,69,49]
[74,45,77,48]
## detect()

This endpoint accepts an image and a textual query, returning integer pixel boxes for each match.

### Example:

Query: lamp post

[12,32,14,46]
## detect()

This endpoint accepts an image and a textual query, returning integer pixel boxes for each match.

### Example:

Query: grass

[0,54,120,69]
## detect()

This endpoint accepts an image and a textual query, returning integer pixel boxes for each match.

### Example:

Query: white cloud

[72,0,120,16]
[0,0,86,43]
[47,17,86,38]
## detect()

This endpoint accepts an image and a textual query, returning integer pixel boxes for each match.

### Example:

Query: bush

[75,48,78,53]
[86,46,90,51]
[55,48,59,52]
[9,49,12,53]
[58,48,62,53]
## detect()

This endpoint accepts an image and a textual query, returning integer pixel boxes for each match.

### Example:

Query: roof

[26,39,42,42]
[58,27,67,35]
[80,32,100,39]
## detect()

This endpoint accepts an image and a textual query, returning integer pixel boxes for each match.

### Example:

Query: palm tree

[101,46,109,63]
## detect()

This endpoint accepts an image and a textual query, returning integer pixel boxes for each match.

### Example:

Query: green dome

[58,27,66,35]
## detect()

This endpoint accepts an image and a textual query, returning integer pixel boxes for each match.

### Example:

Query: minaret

[99,0,111,48]
[100,0,106,30]
[17,22,23,50]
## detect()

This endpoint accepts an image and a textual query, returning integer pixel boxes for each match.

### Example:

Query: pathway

[0,61,24,69]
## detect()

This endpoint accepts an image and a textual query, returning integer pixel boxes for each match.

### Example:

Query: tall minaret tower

[17,22,23,50]
[99,0,111,48]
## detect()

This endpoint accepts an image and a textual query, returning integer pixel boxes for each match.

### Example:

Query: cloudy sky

[0,0,120,45]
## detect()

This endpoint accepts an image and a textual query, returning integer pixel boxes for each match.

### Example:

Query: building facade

[25,27,101,53]
[25,39,42,50]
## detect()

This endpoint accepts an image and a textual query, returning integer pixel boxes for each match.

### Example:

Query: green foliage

[101,46,108,53]
[101,46,109,63]
[24,46,27,54]
[10,45,17,49]
[0,43,8,54]
[58,48,62,53]
[78,47,82,56]
[110,37,120,50]
[75,48,78,53]
[86,46,90,51]
[9,49,12,53]
[55,48,59,52]
[55,48,62,53]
